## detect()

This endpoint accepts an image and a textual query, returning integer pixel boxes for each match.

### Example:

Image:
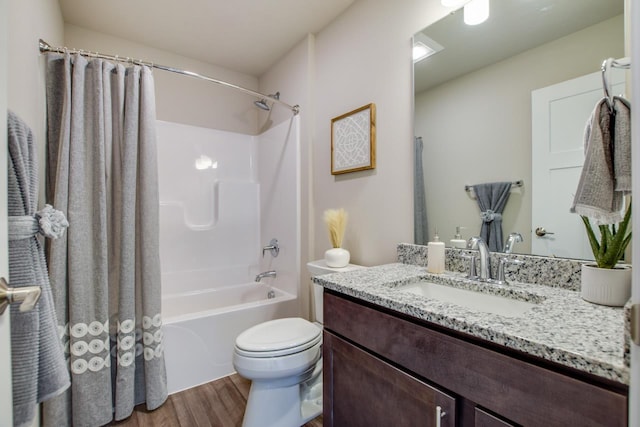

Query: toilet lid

[235,317,321,355]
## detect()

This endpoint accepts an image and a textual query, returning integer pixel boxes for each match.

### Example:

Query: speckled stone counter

[313,255,629,385]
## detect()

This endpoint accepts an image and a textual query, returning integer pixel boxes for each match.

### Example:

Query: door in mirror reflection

[531,70,626,259]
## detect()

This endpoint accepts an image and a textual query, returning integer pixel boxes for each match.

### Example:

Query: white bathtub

[162,283,298,394]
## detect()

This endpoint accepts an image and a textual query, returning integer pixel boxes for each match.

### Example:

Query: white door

[531,70,626,259]
[0,0,13,425]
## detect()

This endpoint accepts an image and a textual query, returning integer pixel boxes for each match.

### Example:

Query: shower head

[254,99,270,111]
[254,92,280,111]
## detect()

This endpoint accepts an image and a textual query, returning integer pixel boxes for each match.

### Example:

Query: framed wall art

[331,103,376,175]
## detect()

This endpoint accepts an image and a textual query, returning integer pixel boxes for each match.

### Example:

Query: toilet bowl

[233,260,364,427]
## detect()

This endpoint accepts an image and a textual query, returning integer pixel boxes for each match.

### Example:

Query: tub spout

[255,270,276,282]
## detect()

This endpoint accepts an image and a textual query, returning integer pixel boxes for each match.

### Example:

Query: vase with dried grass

[323,208,350,267]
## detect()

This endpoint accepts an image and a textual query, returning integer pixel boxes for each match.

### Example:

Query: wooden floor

[109,374,323,427]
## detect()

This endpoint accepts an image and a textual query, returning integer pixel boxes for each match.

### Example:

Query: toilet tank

[306,260,365,324]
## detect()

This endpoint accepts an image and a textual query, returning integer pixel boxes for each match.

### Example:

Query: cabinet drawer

[324,291,627,427]
[324,331,456,427]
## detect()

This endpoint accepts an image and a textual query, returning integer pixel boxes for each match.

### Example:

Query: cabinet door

[324,331,456,427]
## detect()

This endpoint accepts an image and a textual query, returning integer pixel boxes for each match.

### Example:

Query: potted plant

[580,202,632,306]
[323,208,350,268]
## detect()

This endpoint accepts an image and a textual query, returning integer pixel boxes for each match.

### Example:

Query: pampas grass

[324,208,348,248]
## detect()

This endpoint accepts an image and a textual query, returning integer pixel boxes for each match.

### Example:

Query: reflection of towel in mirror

[613,96,631,193]
[571,97,630,224]
[7,110,70,427]
[473,181,512,252]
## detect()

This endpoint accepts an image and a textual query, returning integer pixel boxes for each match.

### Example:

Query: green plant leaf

[580,201,632,269]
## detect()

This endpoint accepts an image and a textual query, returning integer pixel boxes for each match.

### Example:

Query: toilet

[233,260,364,427]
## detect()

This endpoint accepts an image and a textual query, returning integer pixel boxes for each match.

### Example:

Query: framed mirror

[413,0,625,257]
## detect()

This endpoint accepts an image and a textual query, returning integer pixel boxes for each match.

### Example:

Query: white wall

[64,24,260,135]
[0,0,12,425]
[415,15,624,252]
[311,0,448,266]
[258,35,314,315]
[6,2,63,426]
[156,117,300,299]
[257,116,300,297]
[156,121,260,293]
[8,0,64,206]
[259,0,451,316]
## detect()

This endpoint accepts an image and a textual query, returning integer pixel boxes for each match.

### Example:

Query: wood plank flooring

[109,374,323,427]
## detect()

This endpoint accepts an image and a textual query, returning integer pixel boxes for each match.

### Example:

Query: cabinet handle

[436,405,446,427]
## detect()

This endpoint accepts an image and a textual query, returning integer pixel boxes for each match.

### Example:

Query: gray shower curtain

[42,53,167,426]
[414,137,428,245]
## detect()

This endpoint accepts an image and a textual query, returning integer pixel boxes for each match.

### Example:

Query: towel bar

[465,180,523,193]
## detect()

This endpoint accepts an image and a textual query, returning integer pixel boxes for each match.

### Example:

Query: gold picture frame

[331,103,376,175]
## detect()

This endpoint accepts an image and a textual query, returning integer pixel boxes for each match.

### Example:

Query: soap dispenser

[427,232,445,274]
[450,226,466,249]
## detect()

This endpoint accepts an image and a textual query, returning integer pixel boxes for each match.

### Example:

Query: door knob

[535,227,555,237]
[0,277,41,315]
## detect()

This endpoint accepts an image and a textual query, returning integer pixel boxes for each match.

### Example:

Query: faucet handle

[460,254,477,280]
[496,257,524,284]
[262,238,280,258]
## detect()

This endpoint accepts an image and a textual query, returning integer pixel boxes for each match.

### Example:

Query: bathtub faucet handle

[262,238,280,258]
[255,270,277,282]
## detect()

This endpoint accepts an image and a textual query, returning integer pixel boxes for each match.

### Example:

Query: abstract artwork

[331,103,376,174]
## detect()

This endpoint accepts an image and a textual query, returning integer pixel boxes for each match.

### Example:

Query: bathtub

[162,282,298,394]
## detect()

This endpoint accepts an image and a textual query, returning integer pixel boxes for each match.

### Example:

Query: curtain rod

[38,39,300,116]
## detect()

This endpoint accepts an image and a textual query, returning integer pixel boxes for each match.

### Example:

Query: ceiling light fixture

[463,0,489,25]
[413,42,435,62]
[413,33,444,63]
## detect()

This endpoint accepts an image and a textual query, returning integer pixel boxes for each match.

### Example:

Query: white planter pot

[580,264,631,307]
[324,247,350,268]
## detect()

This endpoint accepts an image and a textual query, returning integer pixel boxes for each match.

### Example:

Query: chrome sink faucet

[467,236,491,281]
[504,232,523,254]
[255,270,277,282]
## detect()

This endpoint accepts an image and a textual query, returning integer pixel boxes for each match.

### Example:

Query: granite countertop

[313,262,629,385]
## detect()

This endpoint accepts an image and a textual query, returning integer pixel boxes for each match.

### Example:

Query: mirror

[413,0,625,257]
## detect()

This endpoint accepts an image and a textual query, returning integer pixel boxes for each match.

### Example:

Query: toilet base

[241,361,322,427]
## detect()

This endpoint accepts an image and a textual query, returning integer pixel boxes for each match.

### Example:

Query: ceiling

[414,0,624,93]
[58,0,356,77]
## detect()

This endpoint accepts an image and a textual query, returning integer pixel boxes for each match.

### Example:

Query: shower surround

[156,117,300,393]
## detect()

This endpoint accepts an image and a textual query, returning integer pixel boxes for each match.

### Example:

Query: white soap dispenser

[427,231,446,274]
[450,226,467,249]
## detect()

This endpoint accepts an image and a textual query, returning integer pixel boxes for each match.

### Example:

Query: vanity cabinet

[324,331,456,427]
[322,291,628,427]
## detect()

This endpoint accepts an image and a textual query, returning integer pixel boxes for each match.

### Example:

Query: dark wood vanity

[322,290,629,427]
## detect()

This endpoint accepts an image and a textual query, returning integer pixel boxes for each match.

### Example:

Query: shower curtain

[414,136,428,245]
[42,53,167,426]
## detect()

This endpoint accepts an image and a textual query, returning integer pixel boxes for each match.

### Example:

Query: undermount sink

[398,281,538,318]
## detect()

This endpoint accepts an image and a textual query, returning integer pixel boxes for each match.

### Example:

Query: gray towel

[571,97,630,224]
[613,96,631,192]
[473,181,512,252]
[7,110,70,427]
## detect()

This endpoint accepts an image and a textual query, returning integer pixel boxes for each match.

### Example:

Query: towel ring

[601,58,614,110]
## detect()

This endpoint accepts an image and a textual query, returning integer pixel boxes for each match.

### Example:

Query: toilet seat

[235,317,321,358]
